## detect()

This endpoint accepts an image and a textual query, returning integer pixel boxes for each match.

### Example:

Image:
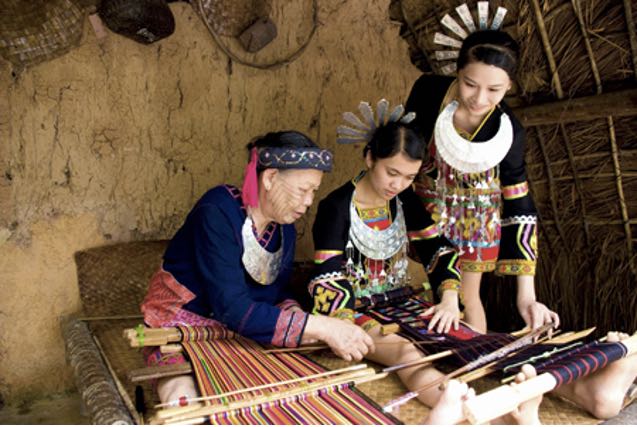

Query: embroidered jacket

[161,185,308,347]
[406,74,538,275]
[309,178,461,318]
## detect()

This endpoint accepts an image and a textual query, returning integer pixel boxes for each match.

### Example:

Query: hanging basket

[97,0,175,44]
[0,0,85,69]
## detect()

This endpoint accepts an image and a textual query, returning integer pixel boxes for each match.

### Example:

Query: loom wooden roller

[155,367,387,425]
[463,332,637,424]
[382,322,557,412]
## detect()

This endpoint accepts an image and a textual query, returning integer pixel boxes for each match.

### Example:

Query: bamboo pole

[530,0,564,98]
[560,124,592,246]
[624,0,637,80]
[535,127,569,248]
[262,339,441,354]
[607,116,635,274]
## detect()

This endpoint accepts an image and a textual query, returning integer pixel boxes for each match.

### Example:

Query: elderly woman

[140,131,374,403]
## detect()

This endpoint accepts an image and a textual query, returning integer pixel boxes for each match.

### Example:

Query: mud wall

[0,1,420,401]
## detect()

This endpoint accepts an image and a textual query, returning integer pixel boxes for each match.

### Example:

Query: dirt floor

[0,391,90,425]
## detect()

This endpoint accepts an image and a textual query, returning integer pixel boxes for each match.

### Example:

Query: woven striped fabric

[178,324,234,341]
[178,332,399,425]
[532,341,628,388]
[366,295,516,366]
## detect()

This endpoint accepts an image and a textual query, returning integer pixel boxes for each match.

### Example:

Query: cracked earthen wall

[0,1,420,402]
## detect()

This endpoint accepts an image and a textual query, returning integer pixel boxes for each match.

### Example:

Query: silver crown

[434,2,508,75]
[336,99,416,145]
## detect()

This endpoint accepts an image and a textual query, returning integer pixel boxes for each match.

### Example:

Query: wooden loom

[124,289,636,425]
[127,326,399,425]
[125,320,618,425]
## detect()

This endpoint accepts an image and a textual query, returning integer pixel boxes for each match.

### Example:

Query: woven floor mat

[86,319,601,425]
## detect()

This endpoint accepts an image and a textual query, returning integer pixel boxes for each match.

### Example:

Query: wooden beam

[624,0,637,80]
[128,363,193,382]
[530,0,564,98]
[513,88,637,126]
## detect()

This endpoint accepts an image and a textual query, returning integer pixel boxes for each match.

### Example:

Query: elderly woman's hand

[304,315,375,361]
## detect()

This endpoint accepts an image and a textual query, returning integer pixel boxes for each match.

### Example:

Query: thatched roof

[391,0,637,334]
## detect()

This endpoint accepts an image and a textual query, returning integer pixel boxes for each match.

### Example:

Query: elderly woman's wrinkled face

[263,168,323,224]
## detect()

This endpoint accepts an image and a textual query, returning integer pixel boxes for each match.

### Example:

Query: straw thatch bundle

[391,0,637,334]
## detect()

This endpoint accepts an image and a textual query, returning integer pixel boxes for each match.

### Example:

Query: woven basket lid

[0,0,85,68]
[98,0,175,44]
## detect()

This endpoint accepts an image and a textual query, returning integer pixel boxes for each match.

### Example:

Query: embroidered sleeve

[426,247,462,297]
[310,195,356,315]
[498,122,538,275]
[496,215,538,276]
[271,310,309,347]
[308,273,354,314]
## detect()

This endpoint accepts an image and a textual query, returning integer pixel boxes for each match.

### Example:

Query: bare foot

[424,380,475,425]
[157,374,198,405]
[553,331,637,419]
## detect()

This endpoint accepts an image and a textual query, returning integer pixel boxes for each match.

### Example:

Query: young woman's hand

[516,275,560,330]
[517,299,560,331]
[421,290,461,333]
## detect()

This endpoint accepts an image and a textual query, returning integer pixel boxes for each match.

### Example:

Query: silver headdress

[336,99,416,145]
[434,1,508,75]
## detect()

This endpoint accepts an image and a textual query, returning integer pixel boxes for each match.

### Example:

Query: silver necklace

[348,192,407,260]
[434,100,513,173]
[241,217,283,285]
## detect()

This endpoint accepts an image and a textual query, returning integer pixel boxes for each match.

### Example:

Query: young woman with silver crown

[405,2,559,334]
[308,99,470,408]
[140,131,376,404]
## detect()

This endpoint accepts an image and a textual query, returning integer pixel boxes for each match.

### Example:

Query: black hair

[363,121,426,162]
[457,30,519,79]
[246,131,318,171]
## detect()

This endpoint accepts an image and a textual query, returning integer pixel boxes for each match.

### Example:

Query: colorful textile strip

[258,147,333,172]
[460,260,497,273]
[271,309,308,348]
[533,341,628,388]
[439,279,461,294]
[329,308,356,322]
[179,336,399,424]
[178,325,235,341]
[495,259,536,276]
[502,181,529,200]
[407,224,439,241]
[313,250,343,264]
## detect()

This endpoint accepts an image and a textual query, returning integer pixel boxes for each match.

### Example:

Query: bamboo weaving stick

[154,363,369,409]
[156,368,385,424]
